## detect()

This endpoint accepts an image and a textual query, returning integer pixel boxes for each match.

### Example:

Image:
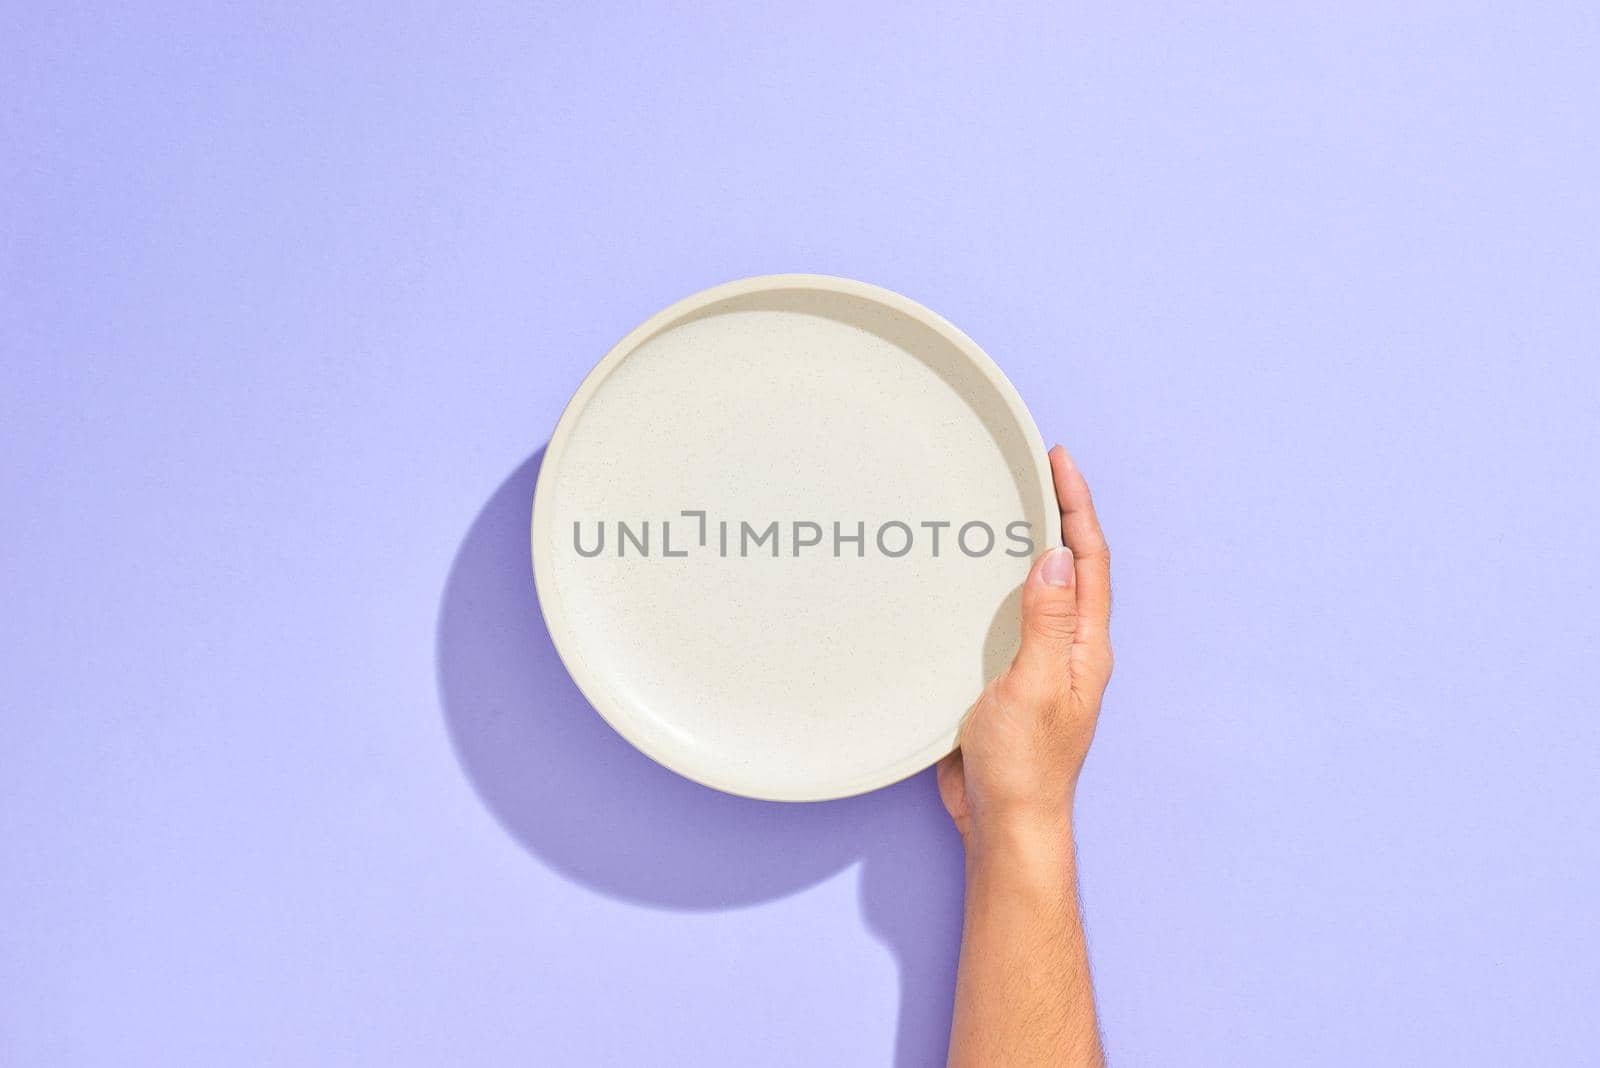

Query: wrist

[963,807,1077,886]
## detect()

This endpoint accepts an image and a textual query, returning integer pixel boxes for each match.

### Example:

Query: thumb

[1009,546,1077,689]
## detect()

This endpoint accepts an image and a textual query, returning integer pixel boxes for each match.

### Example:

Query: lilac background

[4,4,1598,1065]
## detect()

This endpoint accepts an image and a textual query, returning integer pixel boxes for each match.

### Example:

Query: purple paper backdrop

[4,4,1597,1065]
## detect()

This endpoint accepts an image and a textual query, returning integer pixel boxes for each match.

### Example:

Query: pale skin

[938,444,1113,1068]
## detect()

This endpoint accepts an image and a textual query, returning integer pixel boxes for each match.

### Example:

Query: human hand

[937,444,1113,842]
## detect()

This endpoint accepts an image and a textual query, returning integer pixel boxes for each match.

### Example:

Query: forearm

[947,815,1103,1067]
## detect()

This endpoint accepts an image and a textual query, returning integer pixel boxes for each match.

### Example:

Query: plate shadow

[436,449,966,1065]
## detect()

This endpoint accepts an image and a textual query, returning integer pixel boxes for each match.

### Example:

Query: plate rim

[530,273,1061,802]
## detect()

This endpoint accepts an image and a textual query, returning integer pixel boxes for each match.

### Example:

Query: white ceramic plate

[531,275,1059,801]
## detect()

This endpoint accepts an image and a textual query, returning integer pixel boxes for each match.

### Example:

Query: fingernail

[1041,547,1074,587]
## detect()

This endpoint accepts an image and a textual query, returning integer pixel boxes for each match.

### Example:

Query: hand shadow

[436,450,967,1066]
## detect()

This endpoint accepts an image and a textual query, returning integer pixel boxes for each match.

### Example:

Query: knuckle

[992,668,1056,709]
[996,665,1065,710]
[1026,598,1078,642]
[992,672,1033,707]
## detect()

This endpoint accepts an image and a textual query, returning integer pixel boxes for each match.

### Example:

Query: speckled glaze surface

[531,275,1059,801]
